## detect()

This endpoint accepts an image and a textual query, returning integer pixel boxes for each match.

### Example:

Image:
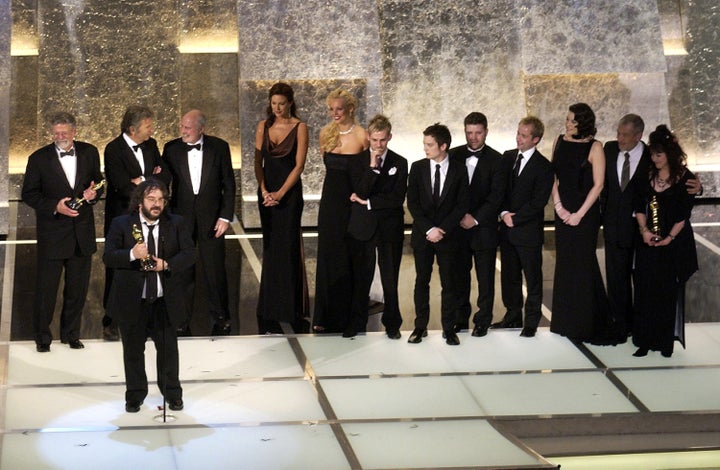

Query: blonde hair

[321,88,359,152]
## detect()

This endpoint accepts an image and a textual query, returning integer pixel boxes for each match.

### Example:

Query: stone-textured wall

[0,0,10,234]
[4,1,720,231]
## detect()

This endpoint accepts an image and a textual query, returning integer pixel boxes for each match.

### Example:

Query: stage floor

[2,325,720,469]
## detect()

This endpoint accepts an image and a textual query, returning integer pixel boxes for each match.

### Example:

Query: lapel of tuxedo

[49,147,75,192]
[199,138,214,194]
[124,141,144,176]
[177,144,194,193]
[421,159,433,200]
[438,160,453,204]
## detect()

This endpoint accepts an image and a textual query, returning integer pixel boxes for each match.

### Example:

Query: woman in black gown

[550,103,614,343]
[633,125,698,358]
[313,88,369,333]
[254,82,309,334]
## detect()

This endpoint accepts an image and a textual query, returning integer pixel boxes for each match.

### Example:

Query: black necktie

[433,163,441,204]
[513,153,524,177]
[620,152,631,191]
[186,143,201,151]
[145,223,158,303]
[59,149,75,157]
[375,156,383,170]
[132,144,141,152]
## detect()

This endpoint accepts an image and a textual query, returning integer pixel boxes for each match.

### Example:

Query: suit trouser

[455,240,498,329]
[192,227,229,325]
[605,241,634,335]
[413,243,457,331]
[349,234,404,334]
[119,299,181,404]
[499,238,543,328]
[33,247,91,345]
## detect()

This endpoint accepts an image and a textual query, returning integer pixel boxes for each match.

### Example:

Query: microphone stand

[153,233,176,423]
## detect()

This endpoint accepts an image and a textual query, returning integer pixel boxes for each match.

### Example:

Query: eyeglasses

[144,196,166,205]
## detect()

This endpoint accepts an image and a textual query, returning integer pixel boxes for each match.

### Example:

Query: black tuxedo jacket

[162,134,236,231]
[103,212,195,326]
[407,157,469,250]
[347,149,408,242]
[499,149,553,247]
[21,141,104,259]
[602,141,652,248]
[449,144,507,250]
[104,135,170,233]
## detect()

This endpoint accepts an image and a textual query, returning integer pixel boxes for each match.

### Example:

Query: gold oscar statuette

[131,223,157,271]
[648,195,662,242]
[65,179,106,210]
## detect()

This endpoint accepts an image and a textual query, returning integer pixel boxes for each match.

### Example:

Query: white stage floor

[3,324,720,469]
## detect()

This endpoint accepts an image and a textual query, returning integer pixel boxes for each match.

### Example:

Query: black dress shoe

[443,330,460,346]
[519,327,536,337]
[168,399,184,411]
[661,350,673,358]
[471,325,488,337]
[103,324,120,341]
[177,324,192,337]
[63,339,85,349]
[453,324,468,333]
[211,322,232,336]
[633,348,649,357]
[36,343,50,353]
[342,329,357,338]
[407,328,427,344]
[125,401,142,413]
[490,320,523,329]
[386,330,401,340]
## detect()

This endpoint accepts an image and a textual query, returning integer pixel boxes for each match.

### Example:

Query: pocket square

[389,167,397,175]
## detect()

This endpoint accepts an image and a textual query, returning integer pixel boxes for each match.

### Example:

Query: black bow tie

[132,144,141,152]
[59,149,75,157]
[468,150,480,158]
[186,143,202,151]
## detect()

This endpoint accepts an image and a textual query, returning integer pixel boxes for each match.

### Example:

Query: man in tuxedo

[602,114,703,340]
[163,109,236,335]
[449,112,507,337]
[21,112,104,352]
[104,179,195,413]
[347,114,408,339]
[102,105,170,341]
[407,123,468,345]
[496,116,553,338]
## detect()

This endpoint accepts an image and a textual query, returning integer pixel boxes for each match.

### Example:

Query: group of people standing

[255,85,700,358]
[23,107,236,412]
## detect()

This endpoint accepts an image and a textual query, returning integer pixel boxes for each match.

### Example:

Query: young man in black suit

[407,123,468,345]
[21,112,104,352]
[103,179,195,413]
[347,114,408,339]
[496,116,553,338]
[602,114,703,340]
[449,112,507,337]
[102,105,170,341]
[163,110,236,336]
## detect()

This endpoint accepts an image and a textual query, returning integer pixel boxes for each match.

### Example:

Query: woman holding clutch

[632,125,698,358]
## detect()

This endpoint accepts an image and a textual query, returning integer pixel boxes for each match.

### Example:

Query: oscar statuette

[65,180,106,210]
[131,224,157,271]
[649,195,662,242]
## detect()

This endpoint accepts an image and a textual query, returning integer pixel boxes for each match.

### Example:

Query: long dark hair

[265,82,299,125]
[648,124,687,184]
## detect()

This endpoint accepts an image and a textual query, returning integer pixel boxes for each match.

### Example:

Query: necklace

[656,175,669,190]
[338,124,355,135]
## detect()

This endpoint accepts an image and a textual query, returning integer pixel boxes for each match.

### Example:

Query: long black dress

[633,170,698,355]
[550,137,612,342]
[313,151,357,333]
[256,121,308,333]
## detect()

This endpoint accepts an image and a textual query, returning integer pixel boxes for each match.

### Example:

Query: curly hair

[648,124,687,184]
[321,88,359,152]
[568,103,597,139]
[129,178,170,214]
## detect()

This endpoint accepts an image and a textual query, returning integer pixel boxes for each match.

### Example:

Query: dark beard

[141,206,162,222]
